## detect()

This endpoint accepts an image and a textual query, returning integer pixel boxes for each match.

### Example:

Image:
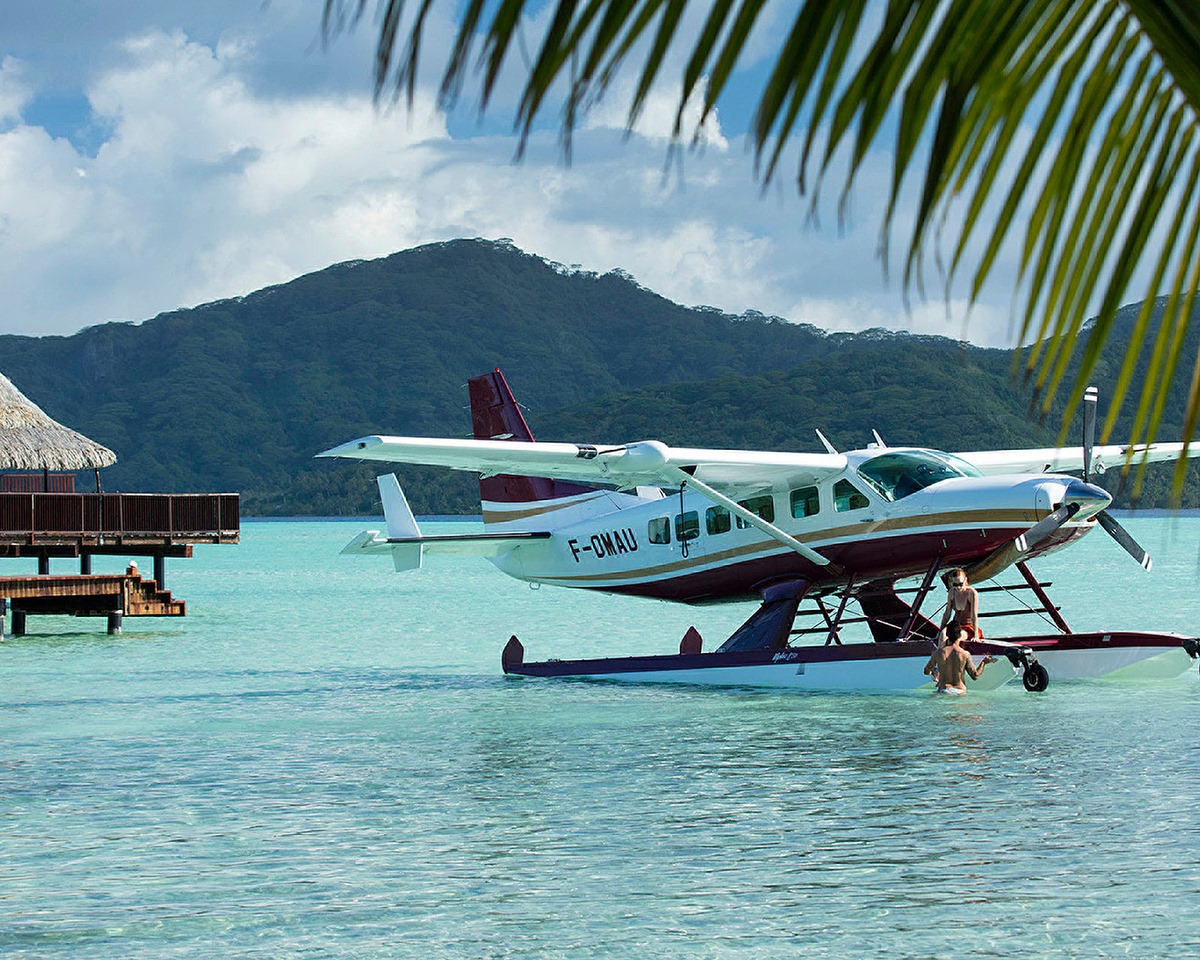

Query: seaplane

[318,370,1200,692]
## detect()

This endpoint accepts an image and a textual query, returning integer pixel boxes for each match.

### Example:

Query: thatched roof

[0,373,116,470]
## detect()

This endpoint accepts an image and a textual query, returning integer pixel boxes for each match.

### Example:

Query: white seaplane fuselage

[476,448,1111,602]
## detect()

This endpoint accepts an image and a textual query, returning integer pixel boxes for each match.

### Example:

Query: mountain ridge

[1,238,1194,514]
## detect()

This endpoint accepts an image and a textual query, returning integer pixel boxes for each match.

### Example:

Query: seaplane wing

[956,442,1195,476]
[317,435,847,494]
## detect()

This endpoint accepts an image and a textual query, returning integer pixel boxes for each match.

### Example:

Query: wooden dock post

[12,609,26,636]
[107,610,122,635]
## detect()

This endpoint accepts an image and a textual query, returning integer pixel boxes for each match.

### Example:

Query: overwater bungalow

[0,373,238,634]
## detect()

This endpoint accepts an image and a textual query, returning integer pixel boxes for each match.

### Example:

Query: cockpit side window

[833,479,871,512]
[856,450,980,502]
[935,452,985,478]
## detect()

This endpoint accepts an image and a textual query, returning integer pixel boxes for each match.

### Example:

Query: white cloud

[787,295,1012,345]
[0,29,457,332]
[0,11,1030,350]
[583,76,728,150]
[0,56,33,123]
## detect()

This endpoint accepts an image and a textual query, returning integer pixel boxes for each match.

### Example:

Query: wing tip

[316,436,382,459]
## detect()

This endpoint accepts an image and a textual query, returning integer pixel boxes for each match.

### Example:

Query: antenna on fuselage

[871,430,887,448]
[815,429,838,455]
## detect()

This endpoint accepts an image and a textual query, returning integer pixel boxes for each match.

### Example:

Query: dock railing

[0,492,240,539]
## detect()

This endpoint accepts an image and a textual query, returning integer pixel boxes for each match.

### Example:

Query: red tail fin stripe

[469,369,596,509]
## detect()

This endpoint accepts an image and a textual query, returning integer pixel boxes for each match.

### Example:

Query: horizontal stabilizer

[339,528,551,569]
[337,475,552,571]
[338,529,422,570]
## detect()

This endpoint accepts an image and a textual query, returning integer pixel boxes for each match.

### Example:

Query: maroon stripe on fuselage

[585,526,1084,603]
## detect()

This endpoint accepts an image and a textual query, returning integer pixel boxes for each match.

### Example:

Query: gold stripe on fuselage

[482,493,607,524]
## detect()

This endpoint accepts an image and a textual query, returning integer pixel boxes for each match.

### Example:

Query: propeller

[966,502,1080,583]
[1081,385,1153,572]
[965,385,1150,582]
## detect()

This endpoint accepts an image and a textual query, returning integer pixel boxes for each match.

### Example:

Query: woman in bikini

[940,567,981,643]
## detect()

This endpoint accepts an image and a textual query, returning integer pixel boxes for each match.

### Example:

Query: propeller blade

[1016,502,1081,553]
[1083,385,1098,483]
[966,502,1079,583]
[1097,510,1152,571]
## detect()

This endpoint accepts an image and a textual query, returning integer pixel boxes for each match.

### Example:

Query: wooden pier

[0,572,184,636]
[0,491,238,634]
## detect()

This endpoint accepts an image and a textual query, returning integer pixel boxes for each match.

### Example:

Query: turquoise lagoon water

[2,516,1199,958]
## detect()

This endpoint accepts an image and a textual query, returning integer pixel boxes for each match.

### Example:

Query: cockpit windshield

[856,450,983,502]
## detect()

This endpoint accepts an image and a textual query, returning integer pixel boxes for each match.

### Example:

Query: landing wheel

[1022,661,1049,692]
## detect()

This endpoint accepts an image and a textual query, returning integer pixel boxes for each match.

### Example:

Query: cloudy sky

[1,1,1035,345]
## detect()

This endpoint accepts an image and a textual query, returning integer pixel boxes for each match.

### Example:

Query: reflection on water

[0,519,1197,957]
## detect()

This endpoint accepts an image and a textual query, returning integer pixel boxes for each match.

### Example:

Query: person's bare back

[925,628,994,693]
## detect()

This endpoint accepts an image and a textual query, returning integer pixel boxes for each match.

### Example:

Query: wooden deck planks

[0,574,185,618]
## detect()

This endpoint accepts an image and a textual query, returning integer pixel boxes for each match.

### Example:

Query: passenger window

[675,511,700,541]
[790,486,820,518]
[833,479,871,512]
[706,506,731,535]
[735,495,775,529]
[648,517,671,544]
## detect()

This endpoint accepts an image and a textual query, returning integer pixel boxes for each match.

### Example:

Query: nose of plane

[1034,477,1111,518]
[1061,477,1112,518]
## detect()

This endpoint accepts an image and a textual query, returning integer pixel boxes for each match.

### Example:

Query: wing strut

[666,468,836,569]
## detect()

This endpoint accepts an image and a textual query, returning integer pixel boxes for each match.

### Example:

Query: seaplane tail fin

[468,369,595,519]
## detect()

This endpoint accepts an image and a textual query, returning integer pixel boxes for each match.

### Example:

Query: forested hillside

[1,239,1196,514]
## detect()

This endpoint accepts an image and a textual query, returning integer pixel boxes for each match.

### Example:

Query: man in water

[924,625,996,694]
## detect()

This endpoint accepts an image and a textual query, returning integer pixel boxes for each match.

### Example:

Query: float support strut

[823,572,857,646]
[1016,561,1071,633]
[898,556,942,642]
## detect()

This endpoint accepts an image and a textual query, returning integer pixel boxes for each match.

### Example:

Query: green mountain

[535,325,1200,510]
[3,238,1196,514]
